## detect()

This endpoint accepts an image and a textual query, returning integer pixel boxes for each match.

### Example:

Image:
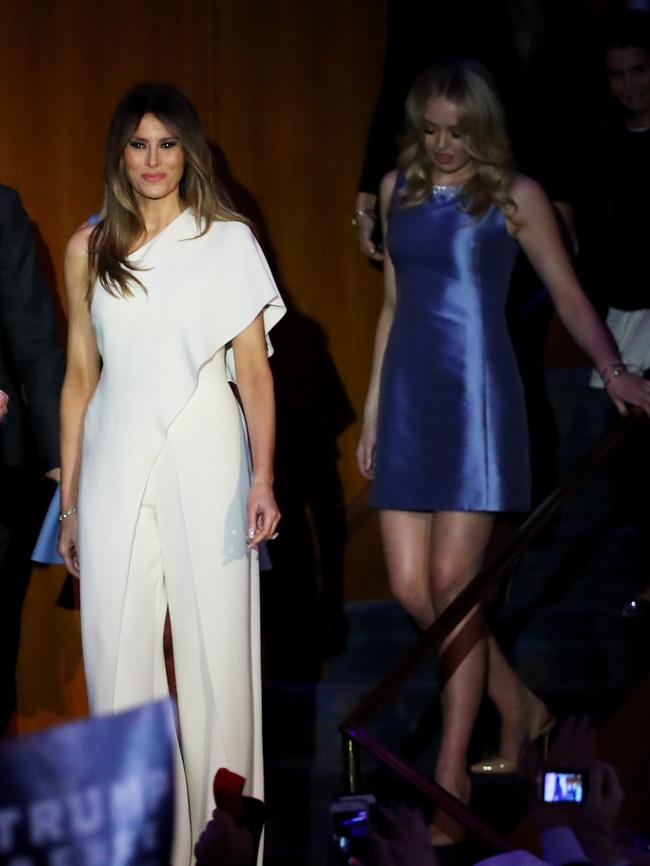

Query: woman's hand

[354,192,384,261]
[605,371,650,416]
[58,512,80,578]
[247,479,281,549]
[357,417,377,479]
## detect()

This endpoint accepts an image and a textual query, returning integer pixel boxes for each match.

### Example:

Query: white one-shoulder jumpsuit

[77,213,285,865]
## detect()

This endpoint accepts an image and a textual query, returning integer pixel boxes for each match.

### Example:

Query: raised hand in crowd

[358,804,437,866]
[193,808,255,866]
[530,717,597,833]
[546,716,597,769]
[579,761,635,866]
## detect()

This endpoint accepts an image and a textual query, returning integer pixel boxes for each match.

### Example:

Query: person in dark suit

[0,183,65,735]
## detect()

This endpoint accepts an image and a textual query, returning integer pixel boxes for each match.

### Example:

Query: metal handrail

[340,408,646,848]
[343,724,515,851]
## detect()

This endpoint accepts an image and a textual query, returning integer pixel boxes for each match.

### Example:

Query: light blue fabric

[370,180,530,512]
[32,484,63,564]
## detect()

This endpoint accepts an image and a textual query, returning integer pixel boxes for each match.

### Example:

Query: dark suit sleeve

[0,187,64,470]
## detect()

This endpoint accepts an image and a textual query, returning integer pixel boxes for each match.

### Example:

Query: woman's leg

[486,635,551,762]
[379,509,493,795]
[380,510,550,811]
[153,445,218,863]
[427,511,495,798]
[379,509,434,629]
[113,492,192,866]
[381,508,550,774]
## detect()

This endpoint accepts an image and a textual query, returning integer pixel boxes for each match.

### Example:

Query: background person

[579,9,650,617]
[0,183,64,736]
[580,9,650,364]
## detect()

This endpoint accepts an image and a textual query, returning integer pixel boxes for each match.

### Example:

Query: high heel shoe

[429,777,471,847]
[470,713,557,775]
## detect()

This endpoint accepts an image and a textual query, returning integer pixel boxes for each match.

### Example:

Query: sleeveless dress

[369,180,530,512]
[77,211,285,864]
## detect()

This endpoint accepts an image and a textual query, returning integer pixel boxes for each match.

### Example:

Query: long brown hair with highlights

[89,82,245,298]
[398,60,517,220]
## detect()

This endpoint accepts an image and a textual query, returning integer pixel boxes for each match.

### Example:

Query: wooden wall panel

[206,0,386,504]
[0,0,213,296]
[3,1,388,731]
[1,0,386,504]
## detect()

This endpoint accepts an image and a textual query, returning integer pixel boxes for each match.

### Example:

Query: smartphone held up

[329,793,376,864]
[541,769,588,804]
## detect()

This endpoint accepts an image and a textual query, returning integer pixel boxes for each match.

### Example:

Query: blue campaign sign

[0,700,174,866]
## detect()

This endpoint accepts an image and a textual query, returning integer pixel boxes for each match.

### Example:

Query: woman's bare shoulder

[65,222,96,260]
[380,169,399,198]
[509,174,548,209]
[379,170,399,218]
[64,224,96,302]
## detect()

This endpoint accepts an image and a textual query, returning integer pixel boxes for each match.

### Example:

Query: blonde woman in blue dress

[357,60,650,845]
[59,83,285,865]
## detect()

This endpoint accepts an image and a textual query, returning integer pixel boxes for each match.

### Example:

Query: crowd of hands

[189,718,649,866]
[345,718,650,866]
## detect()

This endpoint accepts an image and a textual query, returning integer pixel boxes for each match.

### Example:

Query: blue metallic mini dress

[369,179,530,512]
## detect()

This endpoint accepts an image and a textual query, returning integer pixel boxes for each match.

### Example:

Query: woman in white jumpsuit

[59,83,285,865]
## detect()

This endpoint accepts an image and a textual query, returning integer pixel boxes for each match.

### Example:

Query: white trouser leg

[141,441,225,864]
[113,460,192,866]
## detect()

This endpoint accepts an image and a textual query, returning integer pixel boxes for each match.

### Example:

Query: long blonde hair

[89,82,245,298]
[398,60,517,219]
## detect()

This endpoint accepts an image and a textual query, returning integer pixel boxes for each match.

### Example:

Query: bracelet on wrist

[600,362,628,386]
[58,506,78,522]
[351,208,376,227]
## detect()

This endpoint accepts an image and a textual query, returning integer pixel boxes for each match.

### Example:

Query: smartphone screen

[543,771,585,803]
[332,805,372,838]
[330,795,376,862]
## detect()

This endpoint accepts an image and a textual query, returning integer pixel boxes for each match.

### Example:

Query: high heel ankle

[429,778,471,847]
[470,713,557,775]
[533,713,556,761]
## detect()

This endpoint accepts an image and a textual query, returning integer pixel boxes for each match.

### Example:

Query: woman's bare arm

[357,170,398,478]
[232,314,280,547]
[58,226,101,575]
[511,176,650,415]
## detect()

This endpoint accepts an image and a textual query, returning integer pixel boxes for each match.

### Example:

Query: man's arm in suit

[0,185,65,471]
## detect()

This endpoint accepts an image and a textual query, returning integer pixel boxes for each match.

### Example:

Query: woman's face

[123,112,185,205]
[422,97,475,183]
[606,46,650,119]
